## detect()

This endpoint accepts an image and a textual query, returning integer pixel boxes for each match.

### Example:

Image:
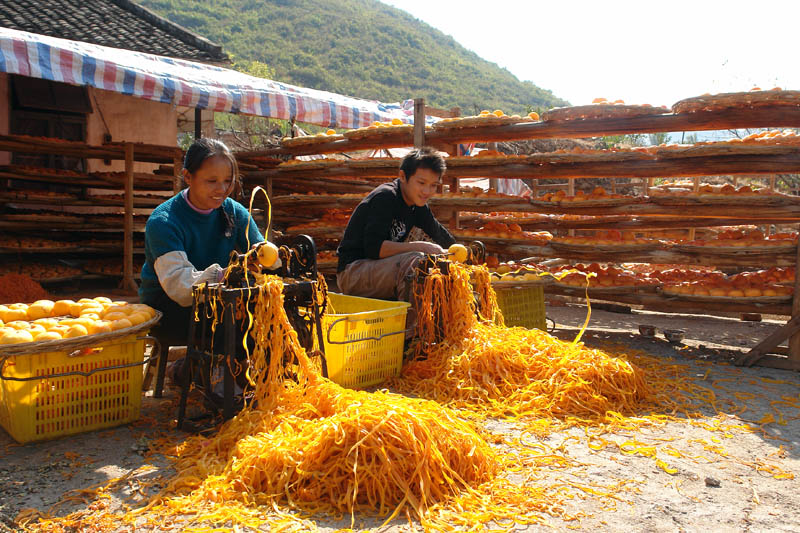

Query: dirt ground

[1,304,798,532]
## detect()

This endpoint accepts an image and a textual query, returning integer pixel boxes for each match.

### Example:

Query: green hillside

[140,0,567,115]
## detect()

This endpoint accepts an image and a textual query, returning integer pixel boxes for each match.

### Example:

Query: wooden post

[611,178,617,194]
[122,143,137,292]
[446,144,460,230]
[568,179,576,237]
[173,154,182,194]
[195,108,202,140]
[688,177,701,241]
[789,228,800,364]
[488,142,499,192]
[413,98,425,148]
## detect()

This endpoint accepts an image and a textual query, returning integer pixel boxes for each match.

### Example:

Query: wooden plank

[234,134,414,158]
[425,106,800,145]
[268,193,800,220]
[544,285,793,315]
[751,354,800,371]
[490,243,796,267]
[478,216,796,231]
[248,152,800,181]
[0,135,178,164]
[425,105,461,119]
[231,106,800,158]
[734,315,800,366]
[122,143,138,292]
[516,202,800,219]
[447,154,800,179]
[0,171,112,188]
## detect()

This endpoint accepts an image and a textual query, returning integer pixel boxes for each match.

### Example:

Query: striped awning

[0,27,414,129]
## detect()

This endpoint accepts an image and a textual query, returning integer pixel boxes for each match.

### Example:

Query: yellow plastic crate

[321,293,410,389]
[494,285,547,330]
[0,334,149,444]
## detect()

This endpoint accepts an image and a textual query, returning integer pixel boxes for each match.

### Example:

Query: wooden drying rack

[0,135,183,292]
[246,98,800,371]
[3,102,800,370]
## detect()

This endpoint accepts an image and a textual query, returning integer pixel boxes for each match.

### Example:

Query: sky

[381,0,800,109]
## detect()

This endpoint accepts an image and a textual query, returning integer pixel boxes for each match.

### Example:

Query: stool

[148,324,189,398]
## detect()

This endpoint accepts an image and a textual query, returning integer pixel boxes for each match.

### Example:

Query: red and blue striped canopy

[0,27,414,129]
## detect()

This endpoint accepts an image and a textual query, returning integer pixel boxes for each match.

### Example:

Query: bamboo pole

[122,143,137,292]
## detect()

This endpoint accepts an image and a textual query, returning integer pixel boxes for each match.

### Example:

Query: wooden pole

[789,226,800,364]
[122,143,137,292]
[195,108,202,140]
[567,179,576,237]
[413,98,425,148]
[265,176,274,241]
[487,142,499,192]
[446,143,460,230]
[687,177,701,241]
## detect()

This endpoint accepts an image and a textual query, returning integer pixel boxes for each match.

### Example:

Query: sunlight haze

[381,0,800,109]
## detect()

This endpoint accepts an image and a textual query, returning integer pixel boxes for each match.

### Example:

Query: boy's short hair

[399,147,446,180]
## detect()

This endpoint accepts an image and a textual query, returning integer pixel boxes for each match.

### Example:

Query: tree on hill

[140,0,568,114]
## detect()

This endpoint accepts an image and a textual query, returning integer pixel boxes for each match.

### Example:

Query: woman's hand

[411,241,445,255]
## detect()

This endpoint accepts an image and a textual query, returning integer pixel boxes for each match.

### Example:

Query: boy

[336,147,455,304]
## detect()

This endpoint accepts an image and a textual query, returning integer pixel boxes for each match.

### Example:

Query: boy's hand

[412,241,445,255]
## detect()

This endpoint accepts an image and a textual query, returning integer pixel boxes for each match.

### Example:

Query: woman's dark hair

[183,138,239,183]
[399,146,446,181]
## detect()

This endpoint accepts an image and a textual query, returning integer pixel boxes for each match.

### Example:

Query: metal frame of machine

[176,235,327,429]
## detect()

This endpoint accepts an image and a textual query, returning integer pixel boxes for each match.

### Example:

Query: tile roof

[0,0,228,63]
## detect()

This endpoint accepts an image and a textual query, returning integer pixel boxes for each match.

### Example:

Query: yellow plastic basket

[494,285,547,330]
[0,334,155,444]
[321,293,410,389]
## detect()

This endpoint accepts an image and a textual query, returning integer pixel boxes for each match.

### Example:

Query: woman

[139,138,263,342]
